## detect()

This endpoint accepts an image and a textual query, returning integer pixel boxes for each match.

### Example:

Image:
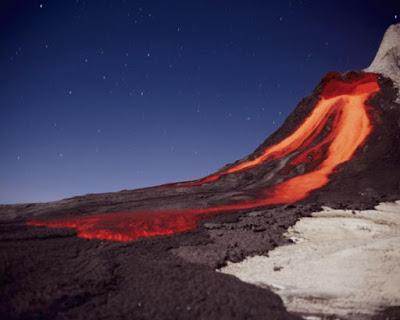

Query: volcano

[1,24,400,320]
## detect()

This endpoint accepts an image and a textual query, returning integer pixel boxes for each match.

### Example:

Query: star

[39,4,43,9]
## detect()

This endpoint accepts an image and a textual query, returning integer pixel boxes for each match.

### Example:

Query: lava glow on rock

[28,73,380,242]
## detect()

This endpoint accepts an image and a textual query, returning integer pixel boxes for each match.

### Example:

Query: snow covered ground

[220,201,400,319]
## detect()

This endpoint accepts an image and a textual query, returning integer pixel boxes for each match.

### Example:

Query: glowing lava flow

[28,73,380,242]
[185,74,380,186]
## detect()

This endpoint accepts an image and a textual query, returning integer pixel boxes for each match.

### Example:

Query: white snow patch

[365,23,400,101]
[219,201,400,319]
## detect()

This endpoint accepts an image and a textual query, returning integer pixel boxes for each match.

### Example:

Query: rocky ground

[0,204,310,320]
[221,202,400,319]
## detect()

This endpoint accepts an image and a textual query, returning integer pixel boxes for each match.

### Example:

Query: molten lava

[28,73,381,242]
[186,74,380,185]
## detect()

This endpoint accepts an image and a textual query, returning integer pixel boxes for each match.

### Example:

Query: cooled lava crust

[1,72,400,320]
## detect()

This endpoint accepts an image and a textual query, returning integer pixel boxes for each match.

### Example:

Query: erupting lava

[28,73,381,242]
[186,73,380,186]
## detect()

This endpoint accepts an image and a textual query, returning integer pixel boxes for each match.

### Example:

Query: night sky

[1,1,399,204]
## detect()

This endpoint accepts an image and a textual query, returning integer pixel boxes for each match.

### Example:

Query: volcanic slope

[1,24,400,320]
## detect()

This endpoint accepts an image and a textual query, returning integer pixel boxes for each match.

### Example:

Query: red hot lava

[28,73,381,242]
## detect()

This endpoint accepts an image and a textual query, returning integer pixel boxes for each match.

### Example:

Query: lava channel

[28,73,381,242]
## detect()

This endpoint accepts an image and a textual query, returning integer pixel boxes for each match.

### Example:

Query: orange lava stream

[28,73,380,242]
[187,74,380,186]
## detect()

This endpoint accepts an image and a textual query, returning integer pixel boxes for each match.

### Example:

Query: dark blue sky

[1,1,399,203]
